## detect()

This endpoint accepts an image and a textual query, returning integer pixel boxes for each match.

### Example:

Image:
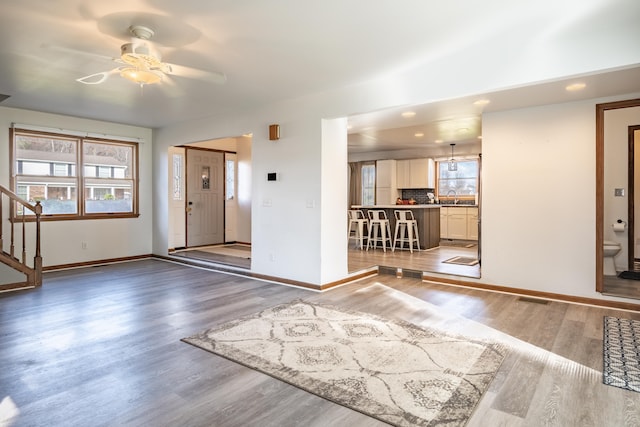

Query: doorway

[167,135,253,268]
[597,98,640,298]
[628,125,640,271]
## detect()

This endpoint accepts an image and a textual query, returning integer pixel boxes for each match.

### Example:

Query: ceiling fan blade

[42,43,116,63]
[76,67,120,85]
[162,63,227,84]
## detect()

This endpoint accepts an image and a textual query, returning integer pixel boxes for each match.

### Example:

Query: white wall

[0,107,153,267]
[321,118,348,283]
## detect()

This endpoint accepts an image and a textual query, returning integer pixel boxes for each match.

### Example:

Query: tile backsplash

[400,189,476,205]
[401,189,433,204]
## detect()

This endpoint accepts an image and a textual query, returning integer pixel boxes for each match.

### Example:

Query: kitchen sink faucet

[446,189,458,204]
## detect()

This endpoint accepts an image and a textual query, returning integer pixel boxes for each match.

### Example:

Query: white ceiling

[1,1,639,153]
[347,66,640,154]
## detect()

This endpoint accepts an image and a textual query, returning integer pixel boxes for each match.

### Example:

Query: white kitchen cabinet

[375,159,398,205]
[447,208,468,239]
[440,206,478,240]
[467,207,478,240]
[396,159,411,189]
[396,158,435,189]
[440,207,448,238]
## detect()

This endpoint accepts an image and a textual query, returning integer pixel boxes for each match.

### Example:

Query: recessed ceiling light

[401,111,416,118]
[434,139,443,144]
[566,83,586,91]
[473,99,490,106]
[477,135,483,140]
[414,132,424,137]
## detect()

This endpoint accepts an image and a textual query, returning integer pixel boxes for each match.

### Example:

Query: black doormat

[603,316,640,392]
[618,271,640,280]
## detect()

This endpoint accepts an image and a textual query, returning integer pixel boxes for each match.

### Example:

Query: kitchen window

[437,159,478,201]
[11,128,139,219]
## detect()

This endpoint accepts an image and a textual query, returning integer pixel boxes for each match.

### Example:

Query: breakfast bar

[351,205,441,249]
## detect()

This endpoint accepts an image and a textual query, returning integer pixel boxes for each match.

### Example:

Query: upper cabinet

[396,158,435,189]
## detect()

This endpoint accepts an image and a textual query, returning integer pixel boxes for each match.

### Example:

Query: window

[172,154,183,201]
[225,159,235,200]
[437,159,478,200]
[11,129,138,219]
[361,163,376,205]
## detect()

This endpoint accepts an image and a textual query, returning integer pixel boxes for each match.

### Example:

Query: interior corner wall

[152,109,329,285]
[320,118,348,284]
[0,107,153,267]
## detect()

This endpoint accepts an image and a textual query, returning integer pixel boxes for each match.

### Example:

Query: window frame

[436,159,479,203]
[10,128,140,221]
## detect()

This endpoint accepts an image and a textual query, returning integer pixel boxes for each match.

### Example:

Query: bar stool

[367,210,392,252]
[393,210,420,253]
[348,210,368,249]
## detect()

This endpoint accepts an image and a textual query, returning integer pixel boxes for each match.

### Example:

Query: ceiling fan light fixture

[120,67,162,86]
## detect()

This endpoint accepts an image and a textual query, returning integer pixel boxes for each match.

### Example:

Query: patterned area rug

[442,256,479,266]
[603,316,640,392]
[183,300,506,426]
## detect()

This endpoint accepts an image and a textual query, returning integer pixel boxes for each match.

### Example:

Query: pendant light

[448,143,458,171]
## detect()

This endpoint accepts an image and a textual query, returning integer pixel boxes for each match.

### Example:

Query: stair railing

[0,185,42,287]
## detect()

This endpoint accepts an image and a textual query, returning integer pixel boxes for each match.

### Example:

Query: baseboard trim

[422,274,640,312]
[38,254,640,311]
[43,254,152,272]
[0,282,35,293]
[155,254,377,291]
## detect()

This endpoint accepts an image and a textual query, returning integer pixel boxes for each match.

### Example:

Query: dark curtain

[348,162,363,207]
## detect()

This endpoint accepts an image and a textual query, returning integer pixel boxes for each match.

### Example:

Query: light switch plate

[615,188,625,197]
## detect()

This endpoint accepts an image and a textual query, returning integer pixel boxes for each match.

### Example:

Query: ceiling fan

[76,25,226,87]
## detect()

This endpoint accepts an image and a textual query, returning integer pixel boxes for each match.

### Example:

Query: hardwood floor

[348,240,480,278]
[170,240,481,279]
[603,274,640,300]
[1,259,639,426]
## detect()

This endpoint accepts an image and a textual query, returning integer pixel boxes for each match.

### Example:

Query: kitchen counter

[352,204,441,209]
[351,205,442,249]
[352,204,477,209]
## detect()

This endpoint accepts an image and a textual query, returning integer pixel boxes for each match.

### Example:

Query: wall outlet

[82,242,88,250]
[615,188,625,197]
[269,252,275,262]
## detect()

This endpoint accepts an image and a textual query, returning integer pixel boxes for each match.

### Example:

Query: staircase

[0,185,42,292]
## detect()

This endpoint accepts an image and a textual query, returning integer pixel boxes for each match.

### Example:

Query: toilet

[603,240,621,276]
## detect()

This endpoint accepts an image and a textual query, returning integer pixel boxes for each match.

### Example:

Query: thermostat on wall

[267,172,277,181]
